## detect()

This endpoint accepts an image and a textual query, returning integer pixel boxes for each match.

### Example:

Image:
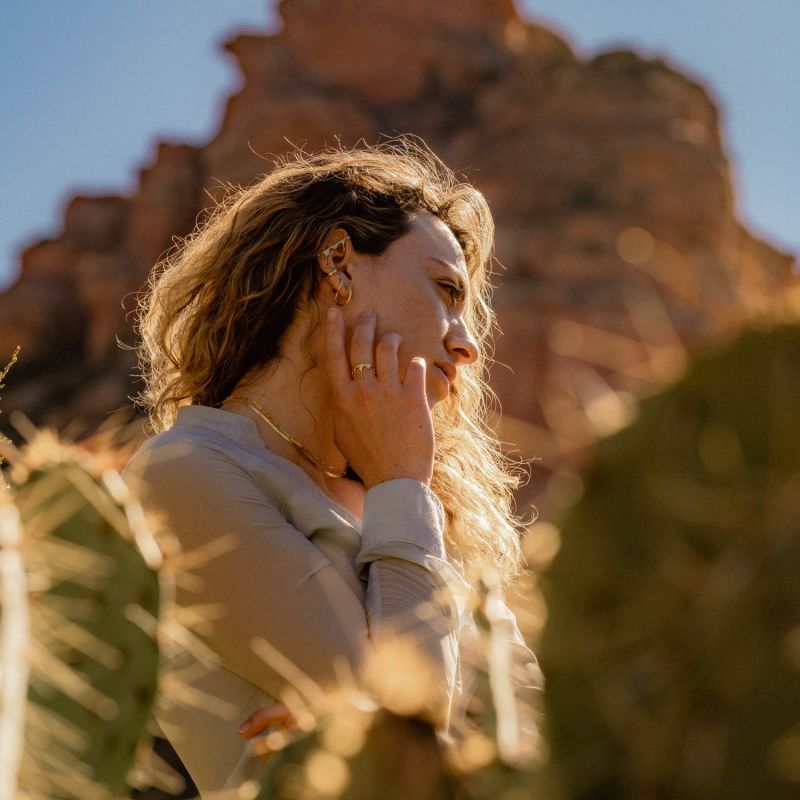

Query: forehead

[400,212,466,269]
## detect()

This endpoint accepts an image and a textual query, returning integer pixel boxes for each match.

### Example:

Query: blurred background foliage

[538,322,800,798]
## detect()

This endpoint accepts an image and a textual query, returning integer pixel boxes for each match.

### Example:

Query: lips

[434,362,456,386]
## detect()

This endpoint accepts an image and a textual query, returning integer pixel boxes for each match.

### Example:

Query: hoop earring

[334,277,352,306]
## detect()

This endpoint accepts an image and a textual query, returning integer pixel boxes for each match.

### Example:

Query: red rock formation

[1,0,796,513]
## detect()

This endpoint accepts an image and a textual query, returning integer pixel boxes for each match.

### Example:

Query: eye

[439,281,466,306]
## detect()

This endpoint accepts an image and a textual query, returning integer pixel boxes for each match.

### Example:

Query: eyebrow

[429,257,470,296]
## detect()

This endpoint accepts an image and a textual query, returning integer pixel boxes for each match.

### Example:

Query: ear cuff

[319,234,351,276]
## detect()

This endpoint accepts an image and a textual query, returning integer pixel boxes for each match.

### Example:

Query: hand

[237,702,299,760]
[325,307,435,489]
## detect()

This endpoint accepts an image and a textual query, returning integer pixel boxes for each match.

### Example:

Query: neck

[224,346,347,487]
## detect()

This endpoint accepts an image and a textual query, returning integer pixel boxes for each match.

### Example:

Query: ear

[317,227,353,298]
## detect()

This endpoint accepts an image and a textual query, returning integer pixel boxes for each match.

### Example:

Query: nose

[446,319,479,366]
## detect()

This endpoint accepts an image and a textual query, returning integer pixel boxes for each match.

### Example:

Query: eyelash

[440,282,466,305]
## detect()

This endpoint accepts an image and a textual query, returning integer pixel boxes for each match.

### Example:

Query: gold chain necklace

[226,394,348,479]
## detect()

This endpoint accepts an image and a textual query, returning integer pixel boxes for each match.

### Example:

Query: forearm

[355,479,463,728]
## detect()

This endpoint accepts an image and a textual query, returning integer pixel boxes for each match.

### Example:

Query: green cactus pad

[15,459,162,799]
[539,324,800,798]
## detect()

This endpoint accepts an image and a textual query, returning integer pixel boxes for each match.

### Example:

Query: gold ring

[351,363,375,380]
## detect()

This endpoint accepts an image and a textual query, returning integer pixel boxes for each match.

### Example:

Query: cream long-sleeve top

[121,404,541,800]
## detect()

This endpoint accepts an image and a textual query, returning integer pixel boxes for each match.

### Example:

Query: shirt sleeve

[122,439,461,728]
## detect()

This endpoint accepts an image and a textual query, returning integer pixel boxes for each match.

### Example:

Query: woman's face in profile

[343,212,479,408]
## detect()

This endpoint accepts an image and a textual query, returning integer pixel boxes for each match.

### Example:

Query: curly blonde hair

[134,137,527,589]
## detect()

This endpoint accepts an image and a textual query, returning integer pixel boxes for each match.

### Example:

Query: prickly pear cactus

[252,571,546,800]
[9,438,166,799]
[539,324,800,799]
[255,700,453,800]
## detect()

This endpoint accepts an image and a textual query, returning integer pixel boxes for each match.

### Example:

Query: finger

[349,310,377,379]
[403,356,427,398]
[324,308,351,395]
[237,704,292,738]
[254,737,274,759]
[375,332,401,390]
[284,715,301,732]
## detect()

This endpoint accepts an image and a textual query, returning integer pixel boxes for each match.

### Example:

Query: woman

[123,139,541,798]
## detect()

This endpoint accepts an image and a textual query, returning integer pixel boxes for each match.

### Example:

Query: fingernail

[237,722,250,735]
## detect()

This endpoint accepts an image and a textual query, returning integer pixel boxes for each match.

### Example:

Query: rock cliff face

[2,0,796,511]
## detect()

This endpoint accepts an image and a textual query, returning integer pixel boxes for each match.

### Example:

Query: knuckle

[376,337,399,356]
[352,326,373,343]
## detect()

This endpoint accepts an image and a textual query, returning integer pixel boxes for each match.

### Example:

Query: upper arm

[123,440,371,697]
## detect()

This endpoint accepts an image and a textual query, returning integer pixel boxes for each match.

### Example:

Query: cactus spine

[1,432,170,800]
[251,570,544,800]
[0,500,29,800]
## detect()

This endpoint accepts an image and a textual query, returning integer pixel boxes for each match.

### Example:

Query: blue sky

[2,1,797,290]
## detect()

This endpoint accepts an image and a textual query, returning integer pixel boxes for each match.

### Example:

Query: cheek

[375,297,442,345]
[367,278,447,369]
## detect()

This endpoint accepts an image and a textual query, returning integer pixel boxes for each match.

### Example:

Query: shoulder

[123,403,275,486]
[122,417,310,522]
[122,414,282,510]
[121,427,308,558]
[123,405,266,476]
[121,430,252,513]
[123,424,242,484]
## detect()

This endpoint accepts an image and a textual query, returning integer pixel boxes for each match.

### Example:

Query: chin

[426,383,449,410]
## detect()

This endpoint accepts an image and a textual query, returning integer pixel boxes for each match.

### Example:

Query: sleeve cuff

[355,479,447,573]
